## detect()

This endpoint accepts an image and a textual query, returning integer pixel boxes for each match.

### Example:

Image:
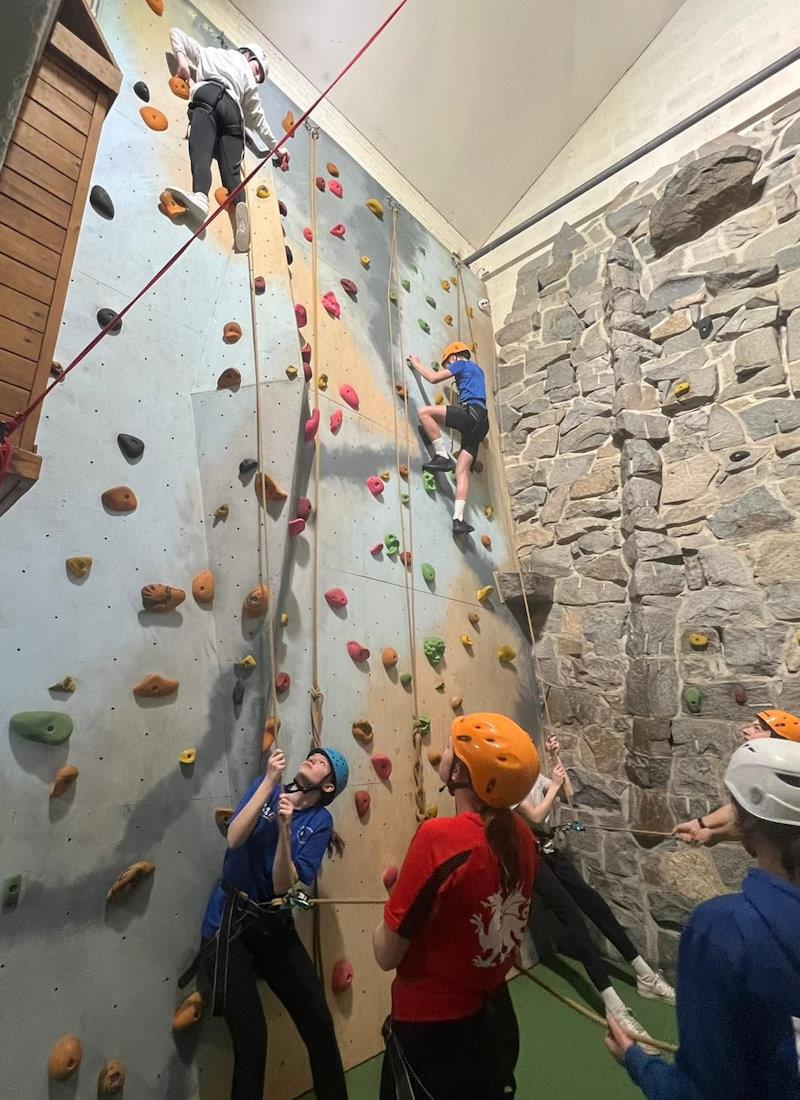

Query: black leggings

[188,83,245,202]
[198,919,346,1100]
[379,982,519,1099]
[532,849,637,992]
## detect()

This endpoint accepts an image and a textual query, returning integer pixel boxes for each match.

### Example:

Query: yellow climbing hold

[237,655,257,669]
[451,696,463,710]
[688,633,709,649]
[497,644,516,663]
[673,380,691,397]
[443,314,453,326]
[441,280,450,292]
[318,373,328,390]
[484,505,494,519]
[435,680,445,692]
[367,199,384,219]
[179,749,196,765]
[256,185,270,199]
[467,306,474,318]
[461,634,474,647]
[286,365,298,379]
[434,392,444,405]
[476,585,493,603]
[379,470,391,482]
[451,275,458,285]
[280,612,289,626]
[360,256,371,269]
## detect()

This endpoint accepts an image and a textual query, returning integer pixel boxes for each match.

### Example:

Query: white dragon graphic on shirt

[470,885,530,969]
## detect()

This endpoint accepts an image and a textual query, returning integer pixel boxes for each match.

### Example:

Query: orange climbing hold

[330,409,343,433]
[140,106,168,130]
[331,959,353,994]
[305,409,320,442]
[354,790,371,817]
[102,486,137,513]
[159,189,187,218]
[352,720,373,744]
[133,674,178,698]
[381,647,398,668]
[192,569,215,603]
[215,808,234,833]
[48,1035,83,1081]
[98,1059,126,1095]
[141,584,186,612]
[347,641,370,662]
[399,551,412,567]
[106,860,155,902]
[372,754,392,780]
[215,186,229,207]
[427,749,442,767]
[50,764,79,798]
[327,162,340,177]
[223,321,242,344]
[169,75,190,99]
[395,384,408,400]
[172,992,204,1031]
[243,584,269,618]
[481,535,492,549]
[255,472,288,504]
[262,717,281,752]
[282,110,295,133]
[145,0,164,13]
[217,367,241,390]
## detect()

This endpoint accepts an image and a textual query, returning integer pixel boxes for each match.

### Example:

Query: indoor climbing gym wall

[0,1,540,1096]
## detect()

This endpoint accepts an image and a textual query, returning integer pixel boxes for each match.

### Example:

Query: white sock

[453,499,466,521]
[601,986,625,1013]
[433,436,448,457]
[631,955,655,980]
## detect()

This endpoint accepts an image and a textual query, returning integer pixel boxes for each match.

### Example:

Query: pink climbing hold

[303,362,313,382]
[347,641,370,663]
[331,959,353,995]
[383,866,399,892]
[330,409,343,434]
[328,180,343,198]
[355,790,371,817]
[296,497,312,520]
[295,303,307,327]
[370,543,383,555]
[330,224,346,239]
[340,279,358,298]
[321,291,341,319]
[366,476,384,496]
[254,276,266,294]
[325,588,348,609]
[275,672,290,693]
[372,754,392,781]
[301,342,312,365]
[339,384,359,410]
[288,518,306,537]
[305,410,320,442]
[303,227,313,242]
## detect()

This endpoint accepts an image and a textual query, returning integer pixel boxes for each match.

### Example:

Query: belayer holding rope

[167,27,288,252]
[180,745,349,1099]
[606,737,800,1098]
[407,342,490,536]
[373,713,539,1099]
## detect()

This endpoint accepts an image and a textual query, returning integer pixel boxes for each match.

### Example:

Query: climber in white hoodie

[167,28,287,251]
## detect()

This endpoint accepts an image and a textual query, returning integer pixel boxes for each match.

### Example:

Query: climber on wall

[373,713,539,1099]
[407,342,489,536]
[516,734,674,1045]
[606,737,800,1099]
[672,708,800,847]
[167,27,288,252]
[184,745,349,1100]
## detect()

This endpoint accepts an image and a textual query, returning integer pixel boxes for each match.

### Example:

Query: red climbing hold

[303,227,313,242]
[366,476,384,496]
[340,279,358,298]
[372,754,392,780]
[330,409,343,434]
[321,291,341,319]
[325,588,348,609]
[288,518,306,537]
[339,384,359,409]
[330,223,346,239]
[383,866,399,892]
[296,497,312,520]
[355,790,371,817]
[278,200,287,216]
[305,410,320,442]
[275,672,290,693]
[331,960,353,994]
[399,551,412,567]
[316,176,326,192]
[370,543,383,555]
[295,304,307,327]
[347,641,370,662]
[254,276,266,294]
[303,362,313,382]
[301,342,312,365]
[328,180,343,198]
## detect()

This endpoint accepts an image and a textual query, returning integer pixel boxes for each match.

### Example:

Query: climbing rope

[308,122,324,752]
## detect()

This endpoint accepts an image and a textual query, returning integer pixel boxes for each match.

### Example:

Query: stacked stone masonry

[494,111,800,973]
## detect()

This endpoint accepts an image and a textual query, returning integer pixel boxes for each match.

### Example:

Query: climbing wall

[0,1,540,1096]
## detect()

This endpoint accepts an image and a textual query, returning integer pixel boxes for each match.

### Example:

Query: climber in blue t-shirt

[408,342,489,536]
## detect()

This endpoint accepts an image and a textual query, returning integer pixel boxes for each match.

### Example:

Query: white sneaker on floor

[167,188,209,221]
[609,1004,657,1053]
[637,971,676,1005]
[234,203,251,252]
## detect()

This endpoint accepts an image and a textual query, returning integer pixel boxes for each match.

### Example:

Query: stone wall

[494,102,800,971]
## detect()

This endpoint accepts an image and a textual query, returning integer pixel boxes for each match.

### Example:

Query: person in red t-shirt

[373,713,540,1100]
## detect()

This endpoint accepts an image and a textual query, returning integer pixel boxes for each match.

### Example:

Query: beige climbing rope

[308,123,324,751]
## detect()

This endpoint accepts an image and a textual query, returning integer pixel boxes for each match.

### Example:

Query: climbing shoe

[168,188,209,221]
[452,519,474,536]
[234,203,251,253]
[636,971,676,1005]
[422,454,455,473]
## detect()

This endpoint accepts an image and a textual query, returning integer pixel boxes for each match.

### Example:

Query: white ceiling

[233,0,685,247]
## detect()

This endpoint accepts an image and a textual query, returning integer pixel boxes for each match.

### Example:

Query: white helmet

[240,43,268,83]
[725,738,800,826]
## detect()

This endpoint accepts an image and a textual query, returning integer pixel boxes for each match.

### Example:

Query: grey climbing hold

[117,433,144,460]
[97,308,122,334]
[239,458,258,476]
[90,185,115,220]
[2,874,21,909]
[286,246,293,266]
[134,81,150,102]
[233,680,244,707]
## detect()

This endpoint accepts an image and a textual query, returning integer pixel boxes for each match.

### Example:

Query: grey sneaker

[234,203,251,252]
[637,971,676,1006]
[167,187,209,221]
[609,1004,657,1055]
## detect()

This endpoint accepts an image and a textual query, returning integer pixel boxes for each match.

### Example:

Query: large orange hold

[214,186,230,207]
[217,367,241,390]
[102,486,137,513]
[192,569,215,603]
[145,0,164,14]
[140,106,168,131]
[133,674,179,698]
[172,992,203,1031]
[223,321,242,344]
[282,110,294,133]
[327,161,339,177]
[243,584,269,618]
[159,190,186,218]
[169,75,190,99]
[48,1034,83,1081]
[255,472,288,504]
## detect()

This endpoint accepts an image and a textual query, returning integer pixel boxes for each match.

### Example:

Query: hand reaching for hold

[407,355,422,371]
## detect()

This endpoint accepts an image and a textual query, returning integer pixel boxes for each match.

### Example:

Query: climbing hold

[215,808,234,834]
[331,960,353,994]
[371,754,392,780]
[422,471,436,493]
[242,584,269,618]
[50,765,79,798]
[295,303,307,327]
[401,279,411,292]
[451,696,463,711]
[399,551,412,567]
[673,380,691,398]
[169,75,190,99]
[427,749,442,767]
[354,790,371,817]
[734,685,748,706]
[89,185,114,220]
[367,199,384,219]
[379,471,391,482]
[330,223,346,239]
[296,497,312,520]
[223,321,242,344]
[66,556,92,578]
[340,384,359,409]
[48,1035,83,1081]
[461,634,474,648]
[352,720,373,745]
[414,715,431,736]
[418,319,431,334]
[275,672,291,693]
[410,264,419,275]
[481,535,492,550]
[237,654,257,670]
[476,585,493,603]
[468,305,474,318]
[381,647,398,669]
[434,392,444,405]
[385,533,400,555]
[232,681,245,707]
[179,748,196,765]
[325,588,348,609]
[303,227,313,242]
[10,711,73,745]
[688,633,709,650]
[395,384,408,400]
[497,644,516,663]
[435,681,445,692]
[443,314,454,326]
[133,81,150,101]
[117,433,144,460]
[424,637,445,665]
[305,410,321,441]
[425,296,437,308]
[421,563,435,584]
[159,189,187,218]
[145,0,163,12]
[172,992,204,1031]
[286,246,293,265]
[370,542,383,555]
[288,518,306,537]
[97,307,122,334]
[49,676,77,694]
[340,278,358,298]
[262,716,281,752]
[441,280,450,292]
[215,186,230,207]
[98,1059,126,1095]
[683,686,702,714]
[360,256,371,269]
[730,449,751,463]
[400,671,412,687]
[141,584,186,613]
[133,674,178,698]
[396,466,408,481]
[318,373,329,390]
[322,291,341,318]
[383,866,398,892]
[286,365,298,379]
[278,200,287,216]
[347,641,370,663]
[217,367,241,390]
[400,492,410,505]
[192,570,214,603]
[106,860,155,903]
[327,161,340,177]
[102,486,137,513]
[697,316,713,339]
[282,110,295,133]
[239,458,258,476]
[328,180,343,198]
[484,505,494,519]
[280,612,289,627]
[256,184,270,199]
[389,289,398,304]
[330,409,343,433]
[451,274,457,284]
[367,476,384,496]
[473,460,484,474]
[213,504,229,521]
[139,106,168,131]
[316,176,326,192]
[3,874,21,909]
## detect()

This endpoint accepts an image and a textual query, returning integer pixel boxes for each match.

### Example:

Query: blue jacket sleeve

[291,813,332,888]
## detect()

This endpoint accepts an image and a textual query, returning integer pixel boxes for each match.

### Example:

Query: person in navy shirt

[197,745,349,1099]
[407,342,489,536]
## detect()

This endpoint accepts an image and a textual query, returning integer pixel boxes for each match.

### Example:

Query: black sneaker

[423,454,455,473]
[452,519,474,536]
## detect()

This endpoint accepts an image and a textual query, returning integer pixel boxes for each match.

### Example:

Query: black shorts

[445,403,489,456]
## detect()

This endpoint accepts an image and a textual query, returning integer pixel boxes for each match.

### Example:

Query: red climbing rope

[0,0,411,454]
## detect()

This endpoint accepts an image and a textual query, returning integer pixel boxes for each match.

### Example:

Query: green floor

[303,957,678,1098]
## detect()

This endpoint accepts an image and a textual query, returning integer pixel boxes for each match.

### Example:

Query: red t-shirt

[384,812,537,1022]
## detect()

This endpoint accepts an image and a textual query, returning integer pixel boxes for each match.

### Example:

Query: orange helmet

[441,341,471,366]
[757,709,800,743]
[451,713,540,808]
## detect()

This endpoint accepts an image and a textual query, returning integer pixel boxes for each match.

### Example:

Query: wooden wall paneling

[0,347,39,392]
[27,72,93,136]
[4,142,78,205]
[0,193,67,254]
[18,97,86,159]
[12,119,81,180]
[37,56,96,113]
[0,284,49,333]
[0,249,56,305]
[0,167,72,230]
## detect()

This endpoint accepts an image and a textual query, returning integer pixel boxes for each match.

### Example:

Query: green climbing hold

[400,671,412,687]
[2,875,21,909]
[400,493,409,505]
[421,563,435,584]
[389,289,398,304]
[682,687,702,714]
[422,471,436,493]
[401,279,411,292]
[423,636,446,666]
[414,715,431,736]
[418,320,431,334]
[385,533,400,555]
[425,296,437,309]
[10,711,73,745]
[410,263,419,275]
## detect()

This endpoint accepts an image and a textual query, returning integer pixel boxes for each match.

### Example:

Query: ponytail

[733,800,800,884]
[480,806,521,894]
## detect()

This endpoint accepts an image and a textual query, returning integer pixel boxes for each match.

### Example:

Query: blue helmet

[309,747,349,803]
